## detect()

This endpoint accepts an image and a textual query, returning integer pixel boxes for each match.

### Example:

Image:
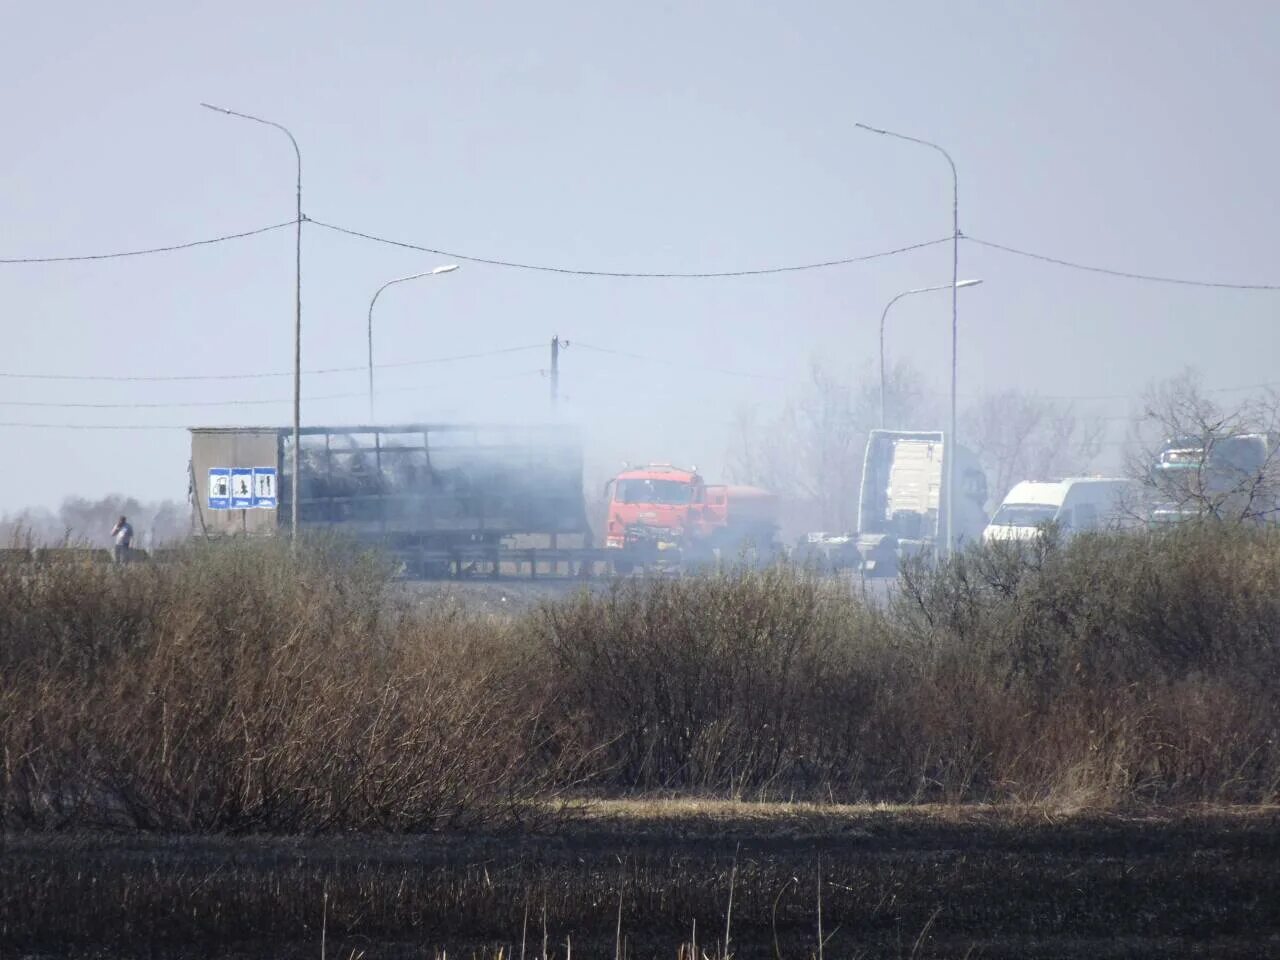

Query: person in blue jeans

[110,515,133,563]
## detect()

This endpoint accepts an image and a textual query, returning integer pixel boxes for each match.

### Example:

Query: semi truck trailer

[190,423,590,576]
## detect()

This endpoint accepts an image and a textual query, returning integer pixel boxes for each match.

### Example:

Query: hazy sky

[2,0,1277,510]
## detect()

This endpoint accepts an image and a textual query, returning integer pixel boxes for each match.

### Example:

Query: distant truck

[603,463,779,573]
[189,423,589,576]
[800,430,988,576]
[983,478,1136,542]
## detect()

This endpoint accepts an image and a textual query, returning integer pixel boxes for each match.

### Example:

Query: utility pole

[548,335,569,566]
[550,335,568,413]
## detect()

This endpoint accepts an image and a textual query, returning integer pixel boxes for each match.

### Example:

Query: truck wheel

[612,558,634,576]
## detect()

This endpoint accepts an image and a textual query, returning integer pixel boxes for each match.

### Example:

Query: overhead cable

[1004,379,1280,402]
[5,215,1280,290]
[0,392,365,410]
[0,344,543,383]
[965,235,1280,291]
[309,219,953,278]
[0,369,542,409]
[0,422,186,431]
[571,342,788,381]
[0,220,296,264]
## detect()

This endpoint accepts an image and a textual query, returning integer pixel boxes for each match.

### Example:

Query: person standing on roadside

[110,515,133,564]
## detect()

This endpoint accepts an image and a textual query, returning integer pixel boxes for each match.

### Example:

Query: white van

[983,478,1136,542]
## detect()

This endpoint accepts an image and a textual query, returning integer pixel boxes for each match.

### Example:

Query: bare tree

[1126,371,1280,524]
[961,392,1106,509]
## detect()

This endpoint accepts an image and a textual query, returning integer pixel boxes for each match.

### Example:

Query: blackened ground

[4,802,1278,959]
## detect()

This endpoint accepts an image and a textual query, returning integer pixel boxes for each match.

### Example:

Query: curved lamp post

[367,265,460,422]
[879,279,983,428]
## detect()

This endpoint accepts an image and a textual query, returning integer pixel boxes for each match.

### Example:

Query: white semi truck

[799,429,989,576]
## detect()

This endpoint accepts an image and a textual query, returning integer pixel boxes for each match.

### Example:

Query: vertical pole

[879,343,886,429]
[292,155,302,545]
[879,300,892,430]
[550,335,560,413]
[549,335,560,565]
[367,297,376,424]
[945,157,958,559]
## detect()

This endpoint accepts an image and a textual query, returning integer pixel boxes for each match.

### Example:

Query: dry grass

[0,537,572,832]
[3,524,1280,833]
[528,525,1280,806]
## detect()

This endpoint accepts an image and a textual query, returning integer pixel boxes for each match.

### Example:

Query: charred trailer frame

[189,423,590,576]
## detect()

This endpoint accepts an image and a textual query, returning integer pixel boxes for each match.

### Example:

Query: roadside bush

[0,538,561,831]
[528,567,904,794]
[893,523,1280,803]
[4,524,1280,830]
[532,525,1280,804]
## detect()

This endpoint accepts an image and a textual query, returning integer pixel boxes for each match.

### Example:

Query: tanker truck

[799,429,989,576]
[603,463,779,573]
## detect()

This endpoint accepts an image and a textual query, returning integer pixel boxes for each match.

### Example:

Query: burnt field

[3,529,1280,957]
[5,803,1280,959]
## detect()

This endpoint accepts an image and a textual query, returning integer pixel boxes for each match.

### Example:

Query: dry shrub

[529,567,913,796]
[534,524,1280,805]
[4,523,1280,829]
[0,538,561,831]
[892,523,1280,805]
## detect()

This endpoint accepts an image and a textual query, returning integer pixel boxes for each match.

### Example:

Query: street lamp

[367,265,460,422]
[201,102,303,542]
[856,121,962,556]
[880,280,983,428]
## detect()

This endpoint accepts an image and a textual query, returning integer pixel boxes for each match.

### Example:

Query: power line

[573,340,1280,400]
[5,214,1279,291]
[574,343,1278,400]
[0,220,296,264]
[0,344,543,383]
[0,370,544,424]
[314,219,1280,288]
[0,422,185,431]
[1017,380,1280,402]
[0,392,364,410]
[0,369,543,410]
[572,341,788,381]
[964,234,1280,291]
[310,219,953,278]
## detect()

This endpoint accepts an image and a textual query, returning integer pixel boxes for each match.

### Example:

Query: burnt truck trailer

[189,424,592,576]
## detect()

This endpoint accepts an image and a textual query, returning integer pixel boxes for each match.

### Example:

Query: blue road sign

[231,468,254,508]
[208,468,232,510]
[252,467,278,509]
